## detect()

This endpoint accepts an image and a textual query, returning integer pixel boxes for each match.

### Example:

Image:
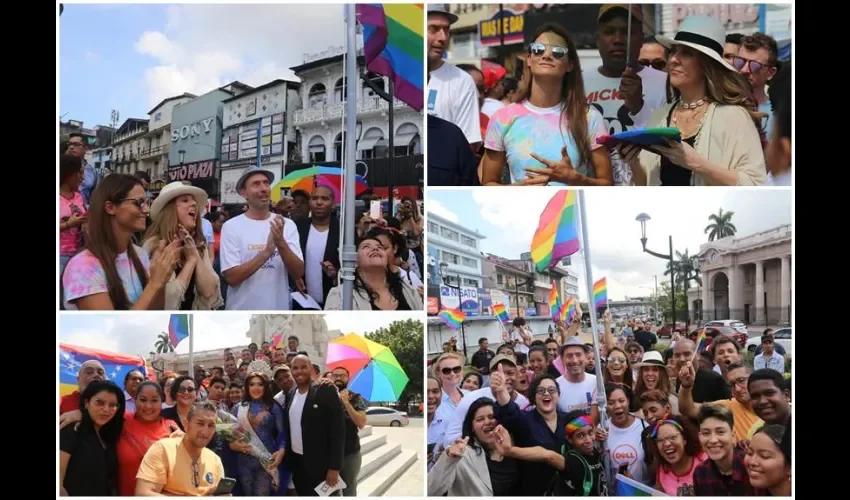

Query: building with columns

[689,224,791,326]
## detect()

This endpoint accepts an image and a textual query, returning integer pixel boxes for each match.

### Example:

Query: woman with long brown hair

[481,22,612,186]
[62,174,180,310]
[620,16,766,186]
[143,181,222,310]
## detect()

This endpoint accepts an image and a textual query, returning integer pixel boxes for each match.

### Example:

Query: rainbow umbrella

[326,333,408,402]
[270,166,369,203]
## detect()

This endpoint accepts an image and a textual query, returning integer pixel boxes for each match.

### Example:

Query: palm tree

[155,332,174,354]
[664,250,702,289]
[705,208,737,241]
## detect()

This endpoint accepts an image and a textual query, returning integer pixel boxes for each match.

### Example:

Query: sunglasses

[178,386,197,394]
[441,366,463,375]
[529,42,568,60]
[120,197,149,209]
[607,357,627,364]
[732,56,768,73]
[639,58,667,71]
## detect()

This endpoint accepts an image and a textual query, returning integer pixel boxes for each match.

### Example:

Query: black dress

[660,106,699,186]
[60,424,118,496]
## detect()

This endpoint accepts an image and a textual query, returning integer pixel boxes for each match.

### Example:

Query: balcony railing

[292,97,408,126]
[140,144,169,159]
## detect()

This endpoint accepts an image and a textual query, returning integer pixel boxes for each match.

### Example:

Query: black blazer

[294,217,341,304]
[284,383,346,474]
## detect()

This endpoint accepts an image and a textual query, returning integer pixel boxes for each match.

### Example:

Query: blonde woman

[143,182,222,310]
[621,16,766,186]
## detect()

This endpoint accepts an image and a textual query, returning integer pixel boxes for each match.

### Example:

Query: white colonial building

[290,46,422,164]
[690,224,792,326]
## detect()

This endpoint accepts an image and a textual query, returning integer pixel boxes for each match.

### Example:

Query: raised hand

[527,146,582,184]
[149,239,181,286]
[178,225,200,262]
[492,425,513,456]
[678,361,696,388]
[446,436,469,458]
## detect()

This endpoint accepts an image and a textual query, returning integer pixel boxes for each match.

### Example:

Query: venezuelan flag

[438,307,466,330]
[59,343,152,397]
[356,4,424,111]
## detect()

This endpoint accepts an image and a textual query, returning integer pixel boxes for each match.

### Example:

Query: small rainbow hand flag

[593,278,608,310]
[549,284,562,321]
[695,329,708,352]
[492,303,511,324]
[168,314,190,347]
[531,190,581,272]
[564,296,576,322]
[439,307,466,330]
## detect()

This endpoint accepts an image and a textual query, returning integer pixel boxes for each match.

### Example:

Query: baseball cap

[598,4,644,23]
[428,4,458,25]
[490,353,518,371]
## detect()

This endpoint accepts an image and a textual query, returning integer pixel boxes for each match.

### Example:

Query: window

[441,251,459,265]
[154,112,162,122]
[308,135,326,163]
[309,83,327,109]
[450,31,479,59]
[774,328,791,339]
[428,221,439,233]
[497,274,504,285]
[334,77,347,104]
[440,227,459,241]
[463,278,478,287]
[394,123,420,156]
[333,132,343,162]
[359,127,385,160]
[366,408,392,415]
[461,235,476,247]
[462,257,477,268]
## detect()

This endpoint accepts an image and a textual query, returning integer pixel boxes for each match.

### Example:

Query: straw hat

[657,15,737,72]
[150,181,208,220]
[633,351,666,369]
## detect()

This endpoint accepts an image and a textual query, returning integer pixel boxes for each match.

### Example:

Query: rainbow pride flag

[593,277,608,310]
[439,307,466,330]
[615,474,667,496]
[549,283,562,321]
[531,190,581,272]
[695,329,708,352]
[564,296,576,322]
[492,303,511,324]
[168,314,190,347]
[356,4,424,111]
[59,343,152,397]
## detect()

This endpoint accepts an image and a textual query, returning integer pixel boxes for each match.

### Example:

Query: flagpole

[341,3,358,310]
[577,190,612,489]
[188,315,194,376]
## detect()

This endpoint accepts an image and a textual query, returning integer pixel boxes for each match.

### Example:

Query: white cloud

[428,199,460,223]
[133,4,347,107]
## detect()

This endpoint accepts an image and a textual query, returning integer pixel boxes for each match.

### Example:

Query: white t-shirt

[442,386,529,448]
[556,374,599,414]
[427,62,482,145]
[288,389,307,454]
[606,417,650,485]
[220,213,303,310]
[398,267,423,288]
[304,224,330,305]
[583,66,668,186]
[510,327,531,356]
[480,97,505,118]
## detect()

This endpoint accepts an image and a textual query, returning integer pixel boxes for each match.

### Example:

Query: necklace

[677,97,709,109]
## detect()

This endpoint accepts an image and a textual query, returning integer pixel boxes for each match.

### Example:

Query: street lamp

[179,149,186,165]
[636,212,677,325]
[439,261,468,358]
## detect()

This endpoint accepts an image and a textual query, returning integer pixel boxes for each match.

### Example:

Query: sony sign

[171,117,215,142]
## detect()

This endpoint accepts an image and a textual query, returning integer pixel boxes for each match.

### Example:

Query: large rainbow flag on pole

[59,343,152,397]
[356,4,424,111]
[168,314,190,347]
[531,190,581,272]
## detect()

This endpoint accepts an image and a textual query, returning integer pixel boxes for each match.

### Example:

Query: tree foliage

[365,319,423,408]
[652,281,689,323]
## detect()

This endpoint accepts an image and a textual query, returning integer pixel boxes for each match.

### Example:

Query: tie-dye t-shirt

[63,246,151,310]
[484,101,607,185]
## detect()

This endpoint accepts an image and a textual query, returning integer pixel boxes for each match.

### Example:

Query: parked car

[699,326,748,349]
[657,322,688,338]
[746,328,793,357]
[703,320,748,335]
[365,407,409,427]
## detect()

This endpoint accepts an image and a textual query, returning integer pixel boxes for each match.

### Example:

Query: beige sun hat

[150,181,208,219]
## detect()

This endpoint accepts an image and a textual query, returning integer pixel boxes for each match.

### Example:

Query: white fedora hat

[657,16,737,72]
[150,181,208,220]
[633,350,666,369]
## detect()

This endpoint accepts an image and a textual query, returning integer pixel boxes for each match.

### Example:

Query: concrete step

[357,449,418,497]
[358,433,387,455]
[358,443,401,481]
[358,425,373,438]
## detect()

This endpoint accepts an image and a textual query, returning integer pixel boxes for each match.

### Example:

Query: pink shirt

[59,191,87,255]
[657,452,708,496]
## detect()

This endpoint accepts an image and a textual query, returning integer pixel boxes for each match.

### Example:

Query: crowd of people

[59,149,425,311]
[427,4,792,187]
[426,314,792,496]
[59,338,371,496]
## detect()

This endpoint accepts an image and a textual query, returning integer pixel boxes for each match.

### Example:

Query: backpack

[545,445,594,497]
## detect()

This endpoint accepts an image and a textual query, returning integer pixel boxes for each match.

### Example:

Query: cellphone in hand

[213,477,237,496]
[280,187,291,198]
[370,200,381,220]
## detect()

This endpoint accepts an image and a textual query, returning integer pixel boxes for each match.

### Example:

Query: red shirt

[116,415,179,496]
[60,391,81,414]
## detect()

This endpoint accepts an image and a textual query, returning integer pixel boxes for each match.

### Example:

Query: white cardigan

[638,102,767,186]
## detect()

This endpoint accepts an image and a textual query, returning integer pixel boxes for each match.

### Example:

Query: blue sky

[428,189,792,302]
[60,3,345,128]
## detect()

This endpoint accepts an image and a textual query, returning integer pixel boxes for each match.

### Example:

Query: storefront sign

[171,117,215,142]
[168,160,216,181]
[673,4,759,30]
[439,286,480,316]
[479,9,525,46]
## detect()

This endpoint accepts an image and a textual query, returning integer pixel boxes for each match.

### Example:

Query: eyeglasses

[655,432,683,445]
[68,141,86,148]
[728,376,749,388]
[639,58,667,71]
[607,357,627,364]
[91,398,120,410]
[178,386,197,394]
[441,366,463,375]
[120,197,150,209]
[732,56,768,73]
[529,42,568,60]
[191,462,200,488]
[535,387,559,396]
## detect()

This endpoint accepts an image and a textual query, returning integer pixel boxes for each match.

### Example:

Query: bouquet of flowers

[216,409,280,486]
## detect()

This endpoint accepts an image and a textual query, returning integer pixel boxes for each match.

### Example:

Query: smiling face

[545,341,559,362]
[528,350,547,375]
[534,378,559,414]
[78,361,106,391]
[461,374,480,391]
[748,379,789,424]
[176,379,197,407]
[427,379,441,416]
[86,390,119,427]
[745,432,789,489]
[641,400,670,426]
[135,384,163,422]
[641,366,661,390]
[358,238,388,270]
[726,367,751,403]
[246,375,266,400]
[569,423,596,456]
[229,387,243,404]
[561,346,587,377]
[291,357,313,386]
[124,370,144,396]
[655,422,686,466]
[472,405,498,445]
[515,365,529,393]
[528,31,572,80]
[106,184,149,233]
[174,194,199,231]
[699,416,734,463]
[607,388,630,426]
[667,45,706,91]
[275,366,295,393]
[607,350,628,378]
[437,355,463,388]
